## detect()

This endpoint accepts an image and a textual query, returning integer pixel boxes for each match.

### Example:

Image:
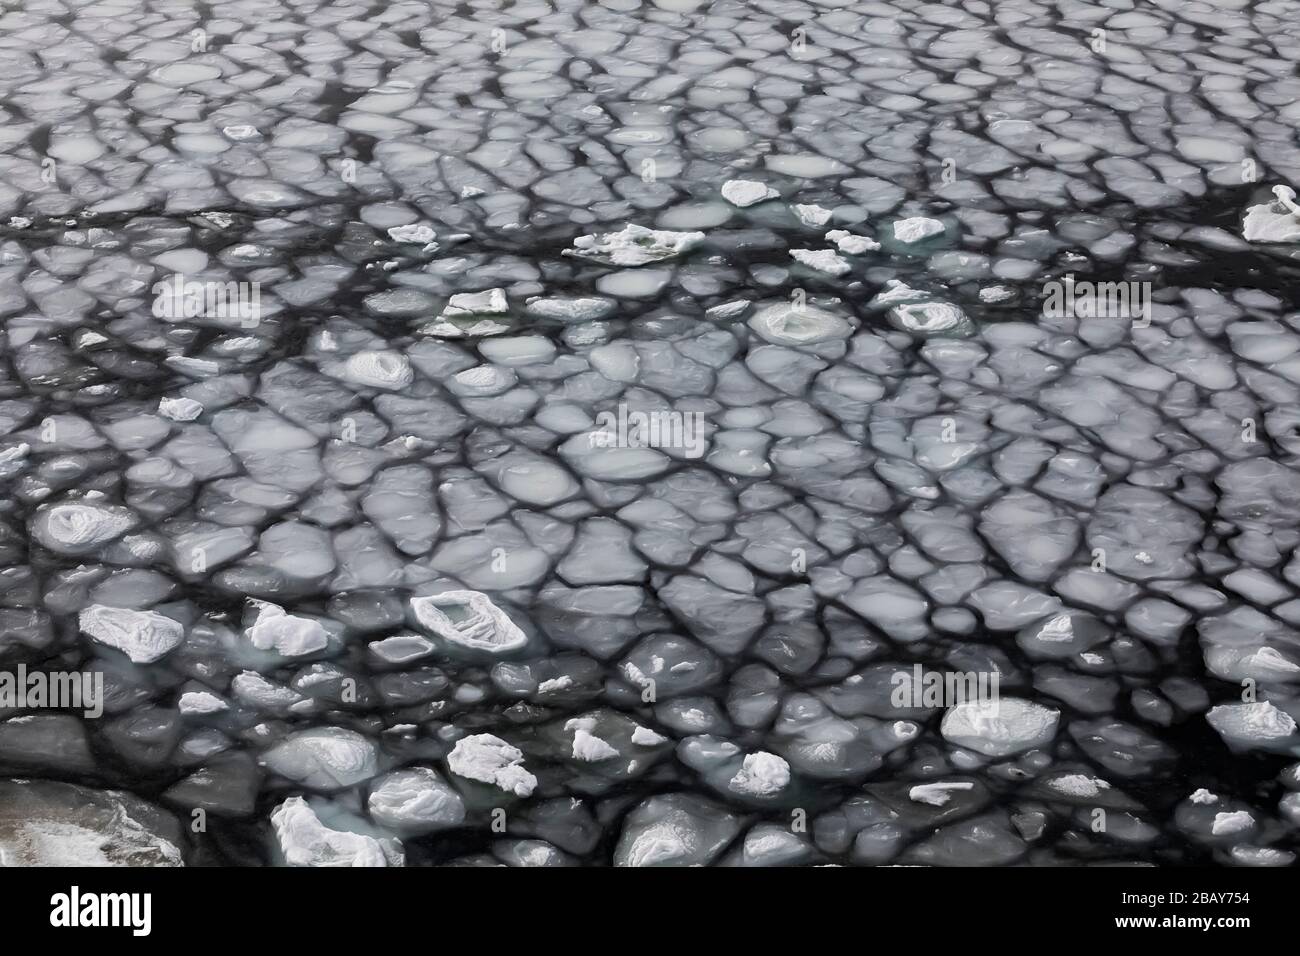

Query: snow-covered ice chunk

[158,396,203,421]
[940,698,1060,757]
[568,719,619,762]
[1211,810,1254,836]
[1207,702,1298,750]
[387,223,436,244]
[419,316,512,338]
[791,248,851,276]
[566,223,705,267]
[631,726,667,746]
[825,229,880,254]
[721,180,779,208]
[447,733,537,796]
[79,605,184,664]
[441,288,507,318]
[525,296,617,322]
[892,217,946,243]
[1242,186,1300,243]
[178,691,227,715]
[728,752,791,796]
[793,203,833,226]
[245,602,328,658]
[271,797,396,867]
[409,590,527,654]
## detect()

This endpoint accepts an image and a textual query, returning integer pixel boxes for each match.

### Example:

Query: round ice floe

[262,727,379,791]
[747,301,852,346]
[367,767,465,834]
[566,223,705,266]
[728,752,791,796]
[409,590,527,654]
[31,501,137,554]
[446,733,537,797]
[341,349,413,390]
[79,605,185,664]
[940,698,1060,757]
[560,431,671,480]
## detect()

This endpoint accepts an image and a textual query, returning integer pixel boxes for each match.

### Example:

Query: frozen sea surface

[1,0,1300,866]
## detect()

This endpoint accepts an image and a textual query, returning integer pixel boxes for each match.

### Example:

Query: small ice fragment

[571,727,619,762]
[179,691,228,715]
[909,781,975,806]
[538,676,573,694]
[631,726,667,746]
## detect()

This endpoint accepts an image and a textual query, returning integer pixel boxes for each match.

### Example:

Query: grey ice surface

[1,0,1300,867]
